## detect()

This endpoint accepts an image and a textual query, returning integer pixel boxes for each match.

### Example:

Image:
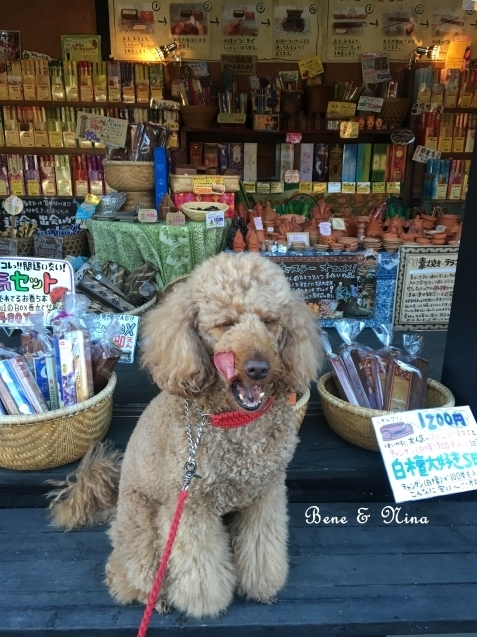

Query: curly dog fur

[48,252,323,618]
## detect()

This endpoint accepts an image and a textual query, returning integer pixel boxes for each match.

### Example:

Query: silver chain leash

[182,400,208,490]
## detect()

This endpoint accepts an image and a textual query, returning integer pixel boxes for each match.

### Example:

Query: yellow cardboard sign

[298,55,324,79]
[445,36,471,70]
[313,182,327,193]
[326,101,357,119]
[299,181,313,193]
[372,182,386,194]
[340,121,359,139]
[192,176,225,195]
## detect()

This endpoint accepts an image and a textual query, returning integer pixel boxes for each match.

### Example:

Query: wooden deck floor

[1,329,476,636]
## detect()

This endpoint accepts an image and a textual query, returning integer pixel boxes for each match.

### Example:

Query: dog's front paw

[168,559,236,617]
[105,553,147,606]
[236,549,288,602]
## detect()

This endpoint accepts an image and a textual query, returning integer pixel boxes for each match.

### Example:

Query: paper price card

[412,145,441,163]
[206,211,225,229]
[372,405,477,503]
[75,112,128,148]
[340,121,359,139]
[361,52,391,84]
[193,176,225,195]
[298,55,324,79]
[90,314,140,364]
[357,96,384,113]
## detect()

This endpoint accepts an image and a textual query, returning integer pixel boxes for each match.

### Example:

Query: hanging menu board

[393,246,459,331]
[0,197,80,232]
[269,254,377,320]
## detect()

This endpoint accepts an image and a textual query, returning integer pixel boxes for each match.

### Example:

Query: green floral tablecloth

[87,220,229,289]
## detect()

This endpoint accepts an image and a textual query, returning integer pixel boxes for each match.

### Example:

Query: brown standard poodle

[49,252,324,618]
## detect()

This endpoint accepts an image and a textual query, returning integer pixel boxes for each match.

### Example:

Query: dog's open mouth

[231,379,265,411]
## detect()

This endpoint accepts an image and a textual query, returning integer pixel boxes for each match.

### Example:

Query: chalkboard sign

[0,238,17,256]
[34,236,63,259]
[270,255,378,320]
[0,197,81,231]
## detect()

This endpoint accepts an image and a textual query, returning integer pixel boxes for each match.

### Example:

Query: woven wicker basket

[317,373,455,452]
[127,295,157,316]
[304,85,332,115]
[62,232,86,258]
[103,160,155,192]
[86,229,95,255]
[379,98,411,129]
[180,105,218,129]
[122,190,156,211]
[16,236,34,256]
[294,388,310,431]
[0,373,117,471]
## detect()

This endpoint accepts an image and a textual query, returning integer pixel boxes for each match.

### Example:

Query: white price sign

[75,111,129,148]
[357,96,384,113]
[412,145,441,163]
[206,211,225,228]
[372,405,477,503]
[90,314,140,364]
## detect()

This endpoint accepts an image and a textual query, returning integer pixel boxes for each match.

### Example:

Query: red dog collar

[210,399,274,428]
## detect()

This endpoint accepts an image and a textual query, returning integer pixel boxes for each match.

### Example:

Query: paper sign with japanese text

[206,211,225,228]
[192,176,225,195]
[445,35,471,69]
[298,55,324,79]
[412,145,441,163]
[361,52,391,84]
[0,257,75,327]
[90,313,140,364]
[326,101,357,120]
[357,96,384,113]
[75,112,128,148]
[372,405,477,503]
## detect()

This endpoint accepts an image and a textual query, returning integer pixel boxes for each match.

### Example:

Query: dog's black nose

[244,359,270,380]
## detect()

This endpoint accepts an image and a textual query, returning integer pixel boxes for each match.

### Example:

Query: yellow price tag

[313,182,327,193]
[326,101,357,119]
[299,181,313,193]
[298,55,324,79]
[372,182,386,194]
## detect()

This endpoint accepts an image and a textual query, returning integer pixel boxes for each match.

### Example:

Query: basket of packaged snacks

[0,374,117,470]
[317,322,455,451]
[0,305,122,471]
[317,374,454,452]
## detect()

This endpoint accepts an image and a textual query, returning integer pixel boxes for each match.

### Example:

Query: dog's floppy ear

[278,292,325,393]
[141,280,215,397]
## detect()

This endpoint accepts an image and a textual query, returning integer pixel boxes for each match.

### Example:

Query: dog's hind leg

[163,503,237,617]
[229,474,289,602]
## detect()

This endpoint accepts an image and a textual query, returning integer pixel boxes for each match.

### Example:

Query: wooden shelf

[439,152,473,159]
[0,147,107,155]
[0,100,152,109]
[184,127,393,136]
[443,107,477,113]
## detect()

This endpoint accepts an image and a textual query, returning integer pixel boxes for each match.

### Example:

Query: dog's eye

[217,321,235,329]
[262,318,277,326]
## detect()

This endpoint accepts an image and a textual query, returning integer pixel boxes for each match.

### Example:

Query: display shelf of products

[0,147,107,156]
[0,101,165,109]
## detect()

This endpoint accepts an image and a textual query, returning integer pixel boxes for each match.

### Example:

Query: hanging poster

[0,31,21,60]
[393,246,459,331]
[325,0,477,62]
[273,2,320,60]
[61,36,102,62]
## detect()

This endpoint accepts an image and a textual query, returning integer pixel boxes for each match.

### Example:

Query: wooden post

[441,146,477,412]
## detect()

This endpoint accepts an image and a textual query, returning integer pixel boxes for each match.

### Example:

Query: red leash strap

[137,488,189,637]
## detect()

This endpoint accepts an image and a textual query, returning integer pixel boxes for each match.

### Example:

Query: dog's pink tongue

[214,352,236,383]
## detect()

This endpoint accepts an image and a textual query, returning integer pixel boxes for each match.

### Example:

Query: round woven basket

[16,236,34,256]
[294,388,310,431]
[379,98,411,129]
[317,373,455,452]
[281,90,304,116]
[180,105,218,129]
[304,85,332,115]
[103,160,155,192]
[62,232,86,258]
[122,190,156,211]
[0,373,117,471]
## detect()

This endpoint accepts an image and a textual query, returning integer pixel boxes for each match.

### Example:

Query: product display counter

[87,219,229,289]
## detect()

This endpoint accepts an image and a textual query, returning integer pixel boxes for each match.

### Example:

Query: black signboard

[0,238,18,256]
[0,197,81,231]
[270,255,377,320]
[34,235,63,259]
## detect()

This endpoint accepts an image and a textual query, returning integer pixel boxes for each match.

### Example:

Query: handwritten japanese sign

[393,246,459,330]
[75,111,128,148]
[90,314,140,364]
[0,258,75,326]
[0,197,80,232]
[270,255,377,320]
[372,405,477,503]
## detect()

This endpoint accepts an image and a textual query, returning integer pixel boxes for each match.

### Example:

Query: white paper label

[205,211,225,228]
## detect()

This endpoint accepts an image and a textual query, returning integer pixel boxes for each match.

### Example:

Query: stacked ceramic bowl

[382,237,403,253]
[314,244,329,252]
[337,237,359,252]
[362,237,382,251]
[290,241,306,252]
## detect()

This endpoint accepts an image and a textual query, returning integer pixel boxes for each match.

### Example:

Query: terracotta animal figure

[48,252,323,619]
